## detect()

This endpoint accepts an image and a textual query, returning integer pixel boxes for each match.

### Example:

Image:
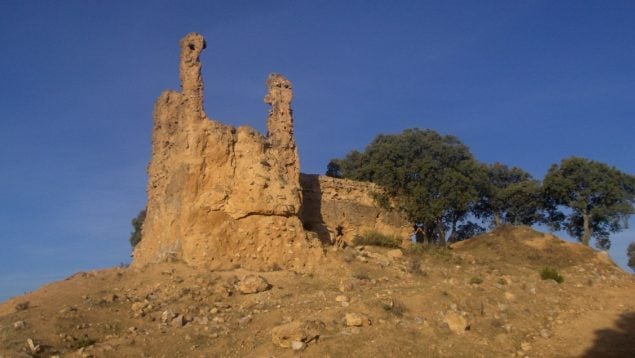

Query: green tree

[455,221,486,241]
[327,128,482,245]
[542,157,635,247]
[474,163,543,227]
[129,208,146,248]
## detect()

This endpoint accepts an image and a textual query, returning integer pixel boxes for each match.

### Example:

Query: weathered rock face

[299,174,411,245]
[132,33,322,270]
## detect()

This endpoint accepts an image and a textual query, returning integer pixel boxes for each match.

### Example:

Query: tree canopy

[327,131,635,251]
[327,128,481,244]
[474,163,543,227]
[542,157,635,248]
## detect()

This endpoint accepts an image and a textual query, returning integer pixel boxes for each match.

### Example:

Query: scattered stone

[103,293,118,303]
[238,275,270,294]
[271,320,325,348]
[161,309,176,323]
[503,324,513,333]
[26,338,40,354]
[291,341,306,351]
[521,341,531,351]
[13,320,26,329]
[238,315,252,327]
[344,313,366,327]
[14,301,30,311]
[444,312,469,335]
[540,329,551,338]
[386,249,403,259]
[59,306,78,314]
[193,316,209,325]
[214,285,233,298]
[214,302,232,309]
[171,315,186,327]
[335,295,349,303]
[504,292,516,301]
[131,302,146,312]
[339,279,356,293]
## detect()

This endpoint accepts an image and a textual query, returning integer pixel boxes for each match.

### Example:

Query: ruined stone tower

[132,33,323,270]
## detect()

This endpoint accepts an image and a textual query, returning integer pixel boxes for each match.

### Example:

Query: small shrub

[69,335,96,349]
[424,245,452,260]
[408,257,427,276]
[381,298,407,317]
[469,276,483,285]
[353,271,370,280]
[271,263,282,271]
[14,301,29,311]
[540,267,564,284]
[405,243,425,256]
[129,208,146,248]
[497,278,507,285]
[352,231,401,248]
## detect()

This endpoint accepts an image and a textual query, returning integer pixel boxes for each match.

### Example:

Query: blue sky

[1,1,633,301]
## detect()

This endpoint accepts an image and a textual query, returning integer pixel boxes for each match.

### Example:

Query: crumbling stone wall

[299,174,411,246]
[132,33,322,271]
[132,33,411,271]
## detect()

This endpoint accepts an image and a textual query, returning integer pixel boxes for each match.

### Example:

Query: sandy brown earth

[1,226,633,357]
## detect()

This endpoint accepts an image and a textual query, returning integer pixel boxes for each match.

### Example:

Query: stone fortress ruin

[132,33,410,271]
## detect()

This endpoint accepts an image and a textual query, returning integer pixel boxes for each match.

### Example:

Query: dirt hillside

[1,226,633,357]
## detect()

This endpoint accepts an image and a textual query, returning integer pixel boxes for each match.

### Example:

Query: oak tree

[327,128,482,245]
[542,157,635,248]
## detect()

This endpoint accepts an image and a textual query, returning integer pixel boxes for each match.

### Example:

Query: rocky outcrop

[132,33,322,271]
[299,174,411,246]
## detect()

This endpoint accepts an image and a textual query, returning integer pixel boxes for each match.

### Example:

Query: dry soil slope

[1,226,633,357]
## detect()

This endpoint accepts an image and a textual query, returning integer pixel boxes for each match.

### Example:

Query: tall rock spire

[132,33,322,271]
[179,33,206,118]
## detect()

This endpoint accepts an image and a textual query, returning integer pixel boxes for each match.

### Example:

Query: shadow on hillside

[582,311,635,358]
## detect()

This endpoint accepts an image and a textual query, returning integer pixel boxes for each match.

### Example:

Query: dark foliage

[129,208,146,248]
[543,157,635,247]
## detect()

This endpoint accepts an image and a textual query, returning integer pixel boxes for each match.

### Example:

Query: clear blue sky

[1,1,633,301]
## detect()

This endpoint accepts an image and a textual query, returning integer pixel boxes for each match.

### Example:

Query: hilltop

[1,226,633,357]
